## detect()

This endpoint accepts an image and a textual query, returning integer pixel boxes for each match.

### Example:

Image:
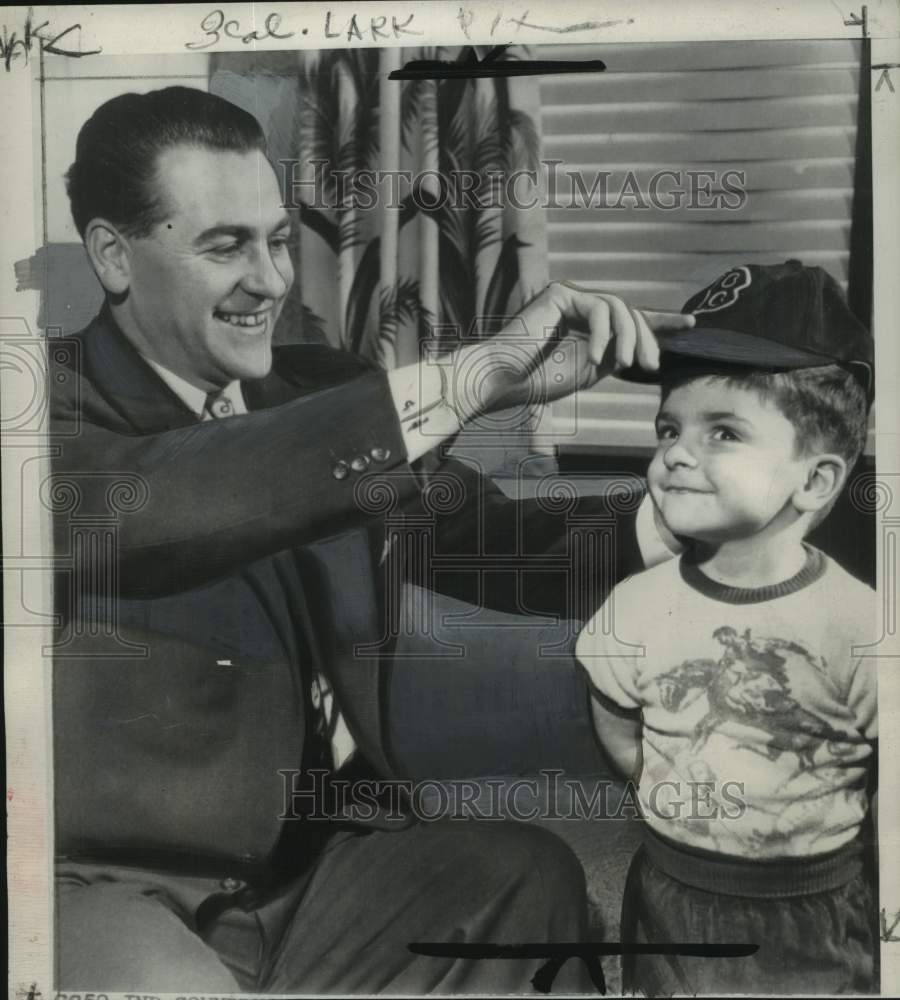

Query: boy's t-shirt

[576,546,877,859]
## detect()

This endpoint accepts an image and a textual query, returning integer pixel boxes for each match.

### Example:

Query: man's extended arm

[51,365,418,597]
[52,284,689,599]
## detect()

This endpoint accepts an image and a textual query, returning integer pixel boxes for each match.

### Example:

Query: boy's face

[648,377,811,542]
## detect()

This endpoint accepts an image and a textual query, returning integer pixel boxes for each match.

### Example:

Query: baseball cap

[623,260,873,399]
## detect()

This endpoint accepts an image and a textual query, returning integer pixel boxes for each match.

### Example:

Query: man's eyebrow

[193,224,251,246]
[193,215,292,245]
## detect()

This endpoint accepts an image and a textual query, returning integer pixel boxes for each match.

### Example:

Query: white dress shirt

[142,357,248,419]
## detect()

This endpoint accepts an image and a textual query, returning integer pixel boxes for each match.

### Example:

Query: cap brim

[620,328,836,384]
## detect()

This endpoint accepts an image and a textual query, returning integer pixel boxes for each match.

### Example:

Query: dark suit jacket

[50,307,644,875]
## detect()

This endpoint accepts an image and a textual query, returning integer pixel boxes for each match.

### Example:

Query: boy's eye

[269,234,290,251]
[711,426,740,442]
[656,424,677,441]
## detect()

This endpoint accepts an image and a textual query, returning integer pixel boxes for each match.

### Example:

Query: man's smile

[214,308,271,331]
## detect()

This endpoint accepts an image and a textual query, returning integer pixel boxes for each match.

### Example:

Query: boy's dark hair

[66,86,268,240]
[660,363,870,469]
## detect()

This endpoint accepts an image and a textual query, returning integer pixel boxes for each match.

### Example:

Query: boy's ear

[793,453,847,514]
[84,219,132,296]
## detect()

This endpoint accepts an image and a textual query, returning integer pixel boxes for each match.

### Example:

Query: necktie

[205,390,234,419]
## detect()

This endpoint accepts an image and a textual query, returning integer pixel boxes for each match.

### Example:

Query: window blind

[535,39,864,453]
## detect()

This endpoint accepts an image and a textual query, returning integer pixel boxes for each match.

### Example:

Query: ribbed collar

[679,544,826,604]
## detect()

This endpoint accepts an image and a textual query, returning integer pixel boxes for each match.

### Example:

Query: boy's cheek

[646,480,666,513]
[646,456,666,491]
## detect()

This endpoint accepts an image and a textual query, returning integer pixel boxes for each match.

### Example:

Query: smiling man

[71,110,294,394]
[50,86,692,993]
[106,145,292,386]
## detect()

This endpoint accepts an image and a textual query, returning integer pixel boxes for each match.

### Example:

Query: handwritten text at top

[0,9,101,73]
[183,6,611,52]
[186,9,422,50]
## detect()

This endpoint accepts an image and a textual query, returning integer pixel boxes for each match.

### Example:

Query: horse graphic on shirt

[655,626,852,770]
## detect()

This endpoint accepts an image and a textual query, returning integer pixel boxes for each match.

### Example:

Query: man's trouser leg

[56,874,242,991]
[260,820,593,994]
[57,820,593,994]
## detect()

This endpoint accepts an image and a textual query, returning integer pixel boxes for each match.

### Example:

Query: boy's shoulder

[818,550,874,590]
[578,558,681,653]
[814,549,876,624]
[609,554,684,605]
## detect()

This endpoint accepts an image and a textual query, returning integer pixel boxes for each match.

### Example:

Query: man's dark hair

[65,86,268,240]
[660,364,870,469]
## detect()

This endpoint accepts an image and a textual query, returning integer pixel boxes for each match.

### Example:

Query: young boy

[576,260,878,995]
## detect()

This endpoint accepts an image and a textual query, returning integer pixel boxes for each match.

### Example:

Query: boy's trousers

[621,825,878,996]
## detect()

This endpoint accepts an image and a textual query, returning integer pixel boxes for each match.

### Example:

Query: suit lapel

[80,305,201,433]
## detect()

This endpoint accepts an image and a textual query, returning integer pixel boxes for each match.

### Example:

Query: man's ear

[793,453,847,514]
[84,219,131,296]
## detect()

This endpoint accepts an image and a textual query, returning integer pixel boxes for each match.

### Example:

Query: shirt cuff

[387,360,463,463]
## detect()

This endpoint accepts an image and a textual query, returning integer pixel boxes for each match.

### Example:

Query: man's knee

[56,881,240,991]
[443,822,587,913]
[501,823,587,903]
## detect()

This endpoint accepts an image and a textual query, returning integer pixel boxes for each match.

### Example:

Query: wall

[21,54,208,335]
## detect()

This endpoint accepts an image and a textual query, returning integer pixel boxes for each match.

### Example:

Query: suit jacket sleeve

[51,361,419,598]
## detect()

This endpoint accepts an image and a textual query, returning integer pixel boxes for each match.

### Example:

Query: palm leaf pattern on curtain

[295,46,541,364]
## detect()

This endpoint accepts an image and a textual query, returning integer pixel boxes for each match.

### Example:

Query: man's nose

[243,244,291,300]
[662,437,699,469]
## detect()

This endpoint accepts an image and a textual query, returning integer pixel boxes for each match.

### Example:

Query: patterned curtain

[210,47,547,371]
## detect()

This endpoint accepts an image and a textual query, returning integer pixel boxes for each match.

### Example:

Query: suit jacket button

[350,455,370,472]
[220,876,244,892]
[370,447,390,463]
[332,461,350,480]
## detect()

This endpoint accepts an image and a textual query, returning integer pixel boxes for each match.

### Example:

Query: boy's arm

[588,684,643,782]
[575,577,645,782]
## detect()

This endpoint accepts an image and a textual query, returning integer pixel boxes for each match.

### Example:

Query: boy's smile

[648,378,811,544]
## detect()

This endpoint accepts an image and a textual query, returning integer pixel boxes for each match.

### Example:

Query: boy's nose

[663,439,699,469]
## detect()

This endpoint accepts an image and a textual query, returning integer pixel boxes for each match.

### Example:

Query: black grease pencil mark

[390,45,605,81]
[507,16,633,33]
[408,941,759,995]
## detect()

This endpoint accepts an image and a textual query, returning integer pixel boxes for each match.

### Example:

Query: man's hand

[449,281,696,420]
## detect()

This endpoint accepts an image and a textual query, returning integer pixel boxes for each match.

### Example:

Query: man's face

[118,145,294,389]
[647,377,810,542]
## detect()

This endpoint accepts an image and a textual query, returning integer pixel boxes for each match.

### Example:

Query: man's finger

[632,307,661,372]
[584,297,611,365]
[595,293,637,369]
[643,308,696,332]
